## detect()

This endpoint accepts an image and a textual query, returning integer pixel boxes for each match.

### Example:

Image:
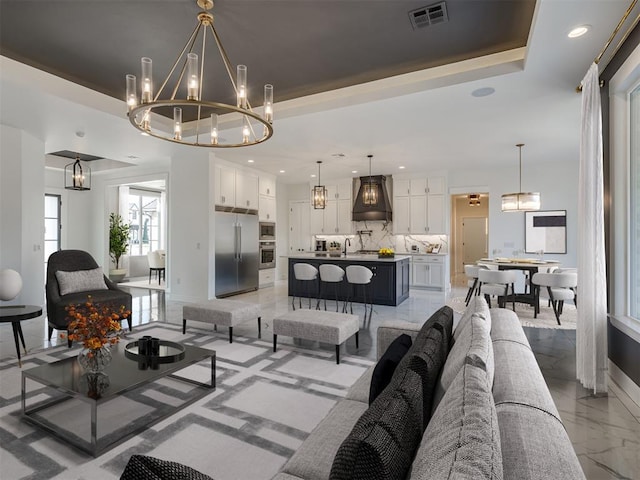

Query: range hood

[352,175,392,222]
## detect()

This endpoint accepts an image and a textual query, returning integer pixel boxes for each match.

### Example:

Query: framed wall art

[524,210,567,254]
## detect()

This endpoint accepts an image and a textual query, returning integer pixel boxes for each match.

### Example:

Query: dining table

[476,258,560,311]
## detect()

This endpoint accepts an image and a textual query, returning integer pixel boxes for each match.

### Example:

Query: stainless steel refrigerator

[215,210,259,297]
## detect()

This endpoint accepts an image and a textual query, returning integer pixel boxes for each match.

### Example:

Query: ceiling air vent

[409,2,448,30]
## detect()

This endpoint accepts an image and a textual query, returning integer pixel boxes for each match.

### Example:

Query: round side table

[0,305,43,367]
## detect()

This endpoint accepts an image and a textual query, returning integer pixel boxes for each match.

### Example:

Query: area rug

[0,322,372,480]
[446,296,577,330]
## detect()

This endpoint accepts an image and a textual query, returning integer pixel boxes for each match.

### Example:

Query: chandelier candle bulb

[237,65,247,109]
[126,74,137,110]
[242,116,250,144]
[186,53,199,100]
[141,57,153,104]
[264,84,273,123]
[211,113,218,145]
[173,107,182,141]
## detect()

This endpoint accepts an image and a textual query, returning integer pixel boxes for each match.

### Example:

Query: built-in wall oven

[259,222,275,241]
[259,242,276,269]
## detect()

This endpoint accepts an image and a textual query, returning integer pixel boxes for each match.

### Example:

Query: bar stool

[345,265,374,322]
[292,263,319,310]
[317,264,346,312]
[478,269,518,311]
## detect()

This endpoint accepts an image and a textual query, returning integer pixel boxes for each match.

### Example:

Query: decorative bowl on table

[378,248,395,258]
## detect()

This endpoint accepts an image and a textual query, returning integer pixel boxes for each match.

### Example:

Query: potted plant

[109,213,130,282]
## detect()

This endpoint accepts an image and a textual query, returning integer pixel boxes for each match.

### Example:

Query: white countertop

[288,253,411,262]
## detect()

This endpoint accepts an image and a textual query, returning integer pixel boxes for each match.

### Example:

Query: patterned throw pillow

[330,368,424,480]
[369,333,413,405]
[120,455,214,480]
[56,267,108,296]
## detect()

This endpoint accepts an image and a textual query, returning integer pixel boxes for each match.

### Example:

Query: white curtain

[577,63,608,394]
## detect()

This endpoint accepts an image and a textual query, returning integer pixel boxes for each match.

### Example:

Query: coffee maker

[315,240,327,251]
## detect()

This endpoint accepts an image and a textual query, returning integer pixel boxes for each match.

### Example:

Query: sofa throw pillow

[56,267,108,296]
[404,323,449,431]
[432,313,494,411]
[408,362,503,480]
[369,333,413,405]
[330,368,424,480]
[454,296,490,341]
[412,306,454,354]
[120,455,214,480]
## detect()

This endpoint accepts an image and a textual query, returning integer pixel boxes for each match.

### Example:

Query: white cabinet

[393,176,446,234]
[411,255,447,290]
[235,172,259,210]
[309,181,353,234]
[259,176,276,197]
[259,195,276,221]
[290,201,311,254]
[215,165,236,207]
[259,268,275,288]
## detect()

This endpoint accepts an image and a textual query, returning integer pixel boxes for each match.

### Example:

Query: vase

[78,346,112,373]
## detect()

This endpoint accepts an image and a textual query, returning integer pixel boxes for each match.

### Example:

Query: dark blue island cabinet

[288,255,410,306]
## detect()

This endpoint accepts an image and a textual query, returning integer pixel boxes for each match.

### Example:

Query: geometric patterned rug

[0,322,372,480]
[445,296,578,330]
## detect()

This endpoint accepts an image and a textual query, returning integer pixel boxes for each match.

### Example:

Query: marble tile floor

[1,281,639,479]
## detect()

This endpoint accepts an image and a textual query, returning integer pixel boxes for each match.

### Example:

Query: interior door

[463,217,488,265]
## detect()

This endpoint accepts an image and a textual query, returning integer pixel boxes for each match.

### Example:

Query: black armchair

[46,250,132,347]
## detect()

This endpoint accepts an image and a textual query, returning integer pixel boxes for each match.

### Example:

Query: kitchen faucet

[343,238,351,255]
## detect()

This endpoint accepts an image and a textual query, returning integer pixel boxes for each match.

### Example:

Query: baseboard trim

[609,360,640,408]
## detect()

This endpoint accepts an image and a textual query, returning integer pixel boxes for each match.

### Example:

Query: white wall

[0,125,45,305]
[449,159,578,268]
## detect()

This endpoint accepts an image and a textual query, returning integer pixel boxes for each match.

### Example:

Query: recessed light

[311,174,316,178]
[399,166,405,169]
[568,25,590,38]
[247,159,254,163]
[279,170,285,173]
[471,87,495,98]
[352,170,358,174]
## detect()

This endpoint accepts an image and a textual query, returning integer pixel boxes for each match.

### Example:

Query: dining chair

[463,264,489,306]
[478,269,518,311]
[531,270,578,325]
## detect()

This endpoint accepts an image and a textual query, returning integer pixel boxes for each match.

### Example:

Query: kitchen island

[288,254,410,306]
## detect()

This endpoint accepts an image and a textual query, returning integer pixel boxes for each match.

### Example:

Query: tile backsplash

[315,221,448,254]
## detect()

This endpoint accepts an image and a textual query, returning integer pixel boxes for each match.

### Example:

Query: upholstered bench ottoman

[182,299,261,343]
[273,310,359,364]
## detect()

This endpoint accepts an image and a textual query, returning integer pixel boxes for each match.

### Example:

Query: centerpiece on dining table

[66,296,130,374]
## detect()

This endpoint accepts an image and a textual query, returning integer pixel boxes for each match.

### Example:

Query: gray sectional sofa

[272,298,585,480]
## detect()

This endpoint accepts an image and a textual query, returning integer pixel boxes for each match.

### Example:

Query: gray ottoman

[183,299,261,343]
[273,310,360,364]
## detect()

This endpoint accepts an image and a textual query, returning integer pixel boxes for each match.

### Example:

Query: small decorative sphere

[0,269,23,301]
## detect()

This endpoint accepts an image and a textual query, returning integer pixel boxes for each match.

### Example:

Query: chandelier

[125,0,273,148]
[363,155,379,206]
[501,144,540,212]
[312,161,327,209]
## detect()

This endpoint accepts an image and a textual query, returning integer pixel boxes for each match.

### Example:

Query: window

[44,194,61,263]
[631,84,640,320]
[127,188,162,256]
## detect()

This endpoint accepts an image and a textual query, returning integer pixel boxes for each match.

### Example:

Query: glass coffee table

[22,340,215,456]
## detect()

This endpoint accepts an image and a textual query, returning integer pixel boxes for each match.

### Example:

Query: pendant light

[469,194,481,207]
[64,154,91,191]
[312,161,327,209]
[363,154,379,206]
[501,143,540,212]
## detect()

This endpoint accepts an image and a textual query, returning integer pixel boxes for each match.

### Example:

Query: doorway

[450,193,489,286]
[44,193,61,277]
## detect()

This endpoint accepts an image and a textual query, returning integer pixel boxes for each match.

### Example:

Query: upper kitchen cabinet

[259,176,276,197]
[215,164,236,208]
[309,180,354,235]
[392,175,447,235]
[235,171,259,210]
